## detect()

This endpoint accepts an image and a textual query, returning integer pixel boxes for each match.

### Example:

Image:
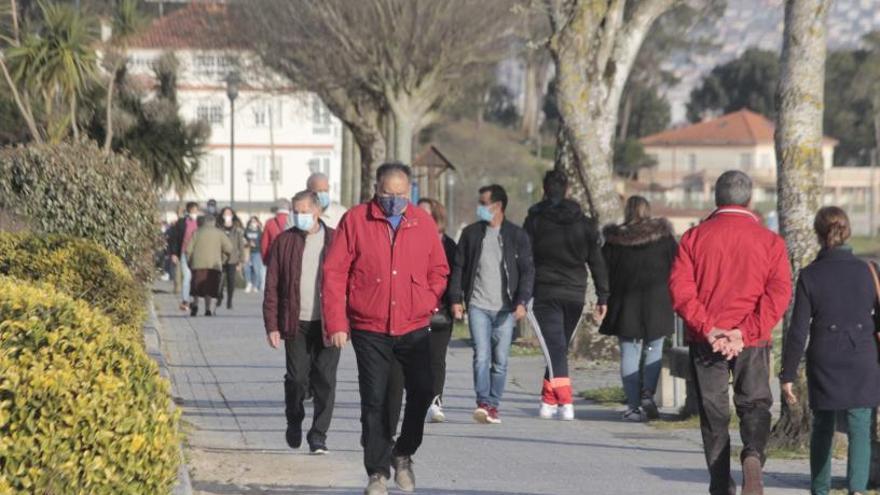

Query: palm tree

[5,1,98,142]
[103,0,144,152]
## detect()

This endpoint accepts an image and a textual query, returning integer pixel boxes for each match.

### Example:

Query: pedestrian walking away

[779,207,880,495]
[669,170,792,495]
[600,195,677,423]
[244,216,265,293]
[186,213,233,317]
[263,190,340,456]
[217,207,247,310]
[322,162,449,495]
[450,184,534,425]
[168,201,201,313]
[523,170,608,421]
[418,198,457,423]
[262,198,291,264]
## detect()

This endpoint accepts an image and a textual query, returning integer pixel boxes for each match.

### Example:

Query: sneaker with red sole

[473,403,491,424]
[486,407,502,424]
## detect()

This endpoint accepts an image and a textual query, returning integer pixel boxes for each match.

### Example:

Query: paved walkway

[152,282,827,494]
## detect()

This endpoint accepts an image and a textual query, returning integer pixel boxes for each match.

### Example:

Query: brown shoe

[741,456,764,495]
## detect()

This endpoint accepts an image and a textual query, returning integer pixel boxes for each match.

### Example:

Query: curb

[143,296,194,495]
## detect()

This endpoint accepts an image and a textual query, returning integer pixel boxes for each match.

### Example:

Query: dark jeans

[531,298,584,379]
[284,320,341,445]
[690,344,773,495]
[811,408,871,495]
[217,263,237,308]
[430,323,453,400]
[351,328,433,478]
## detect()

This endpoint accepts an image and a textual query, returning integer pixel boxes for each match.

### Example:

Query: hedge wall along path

[0,233,146,331]
[0,277,180,494]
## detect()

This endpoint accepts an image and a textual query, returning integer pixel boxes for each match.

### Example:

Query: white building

[126,3,343,221]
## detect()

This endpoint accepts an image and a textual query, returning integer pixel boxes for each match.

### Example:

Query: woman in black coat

[780,206,880,495]
[600,196,677,422]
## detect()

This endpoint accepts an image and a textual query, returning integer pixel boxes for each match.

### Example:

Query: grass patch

[581,386,626,405]
[510,339,544,357]
[851,235,880,257]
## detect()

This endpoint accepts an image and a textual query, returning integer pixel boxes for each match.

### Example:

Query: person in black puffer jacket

[600,196,677,422]
[524,170,609,421]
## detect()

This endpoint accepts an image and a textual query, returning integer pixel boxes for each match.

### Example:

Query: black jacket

[599,218,677,341]
[438,234,457,312]
[449,219,534,308]
[523,199,609,304]
[780,246,880,410]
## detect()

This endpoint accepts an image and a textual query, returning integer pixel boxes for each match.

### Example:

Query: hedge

[0,140,161,283]
[0,276,180,494]
[0,233,146,330]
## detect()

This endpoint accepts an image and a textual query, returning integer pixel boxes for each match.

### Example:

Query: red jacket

[322,200,450,337]
[668,206,792,347]
[260,213,289,262]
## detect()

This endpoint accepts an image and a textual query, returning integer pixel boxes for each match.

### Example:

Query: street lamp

[245,168,254,216]
[225,71,241,208]
[446,172,456,235]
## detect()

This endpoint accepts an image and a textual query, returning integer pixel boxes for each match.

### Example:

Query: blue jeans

[245,251,264,290]
[180,253,192,303]
[468,306,515,408]
[619,337,665,410]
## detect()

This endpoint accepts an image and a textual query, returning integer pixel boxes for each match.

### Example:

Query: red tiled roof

[640,109,838,147]
[128,2,240,50]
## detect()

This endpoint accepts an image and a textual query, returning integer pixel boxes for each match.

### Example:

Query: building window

[740,152,753,170]
[307,155,331,177]
[760,153,772,169]
[688,153,697,173]
[312,97,332,134]
[196,101,224,126]
[253,156,283,184]
[193,54,232,78]
[251,100,283,128]
[198,155,224,185]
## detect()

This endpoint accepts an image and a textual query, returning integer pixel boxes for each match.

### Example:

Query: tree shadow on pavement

[192,481,547,495]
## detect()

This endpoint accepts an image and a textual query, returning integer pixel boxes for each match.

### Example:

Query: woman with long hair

[216,207,247,310]
[244,216,265,293]
[600,196,677,422]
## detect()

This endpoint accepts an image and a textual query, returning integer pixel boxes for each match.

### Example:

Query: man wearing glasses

[322,162,450,495]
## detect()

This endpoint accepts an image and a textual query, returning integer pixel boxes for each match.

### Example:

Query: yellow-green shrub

[0,233,146,330]
[0,276,180,494]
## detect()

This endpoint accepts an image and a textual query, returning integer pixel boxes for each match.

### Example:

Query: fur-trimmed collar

[603,218,674,246]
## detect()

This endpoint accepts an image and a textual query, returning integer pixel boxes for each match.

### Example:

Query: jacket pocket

[348,273,381,319]
[411,274,436,318]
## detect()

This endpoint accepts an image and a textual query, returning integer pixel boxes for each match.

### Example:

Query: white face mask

[189,212,198,220]
[223,215,233,227]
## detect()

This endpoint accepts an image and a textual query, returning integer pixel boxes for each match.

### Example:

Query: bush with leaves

[0,276,180,494]
[0,233,146,329]
[0,140,161,282]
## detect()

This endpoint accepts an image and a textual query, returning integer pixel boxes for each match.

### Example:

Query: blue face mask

[317,192,331,210]
[476,205,494,222]
[377,196,408,217]
[293,213,315,231]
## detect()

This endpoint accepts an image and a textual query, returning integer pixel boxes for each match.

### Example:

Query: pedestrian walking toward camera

[417,198,457,423]
[169,202,201,313]
[779,207,880,495]
[261,198,291,264]
[186,213,233,317]
[217,207,247,310]
[307,172,348,229]
[524,170,608,421]
[669,171,792,495]
[449,184,534,425]
[244,216,264,293]
[600,196,677,423]
[263,190,340,456]
[322,163,449,495]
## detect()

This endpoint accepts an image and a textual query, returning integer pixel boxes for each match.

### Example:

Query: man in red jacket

[260,198,291,263]
[669,171,792,495]
[323,162,449,495]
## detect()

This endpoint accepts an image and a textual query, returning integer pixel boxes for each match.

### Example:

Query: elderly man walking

[322,162,449,495]
[669,171,792,495]
[305,172,348,229]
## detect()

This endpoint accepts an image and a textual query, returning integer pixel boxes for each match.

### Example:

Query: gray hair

[292,190,319,208]
[275,197,291,211]
[307,172,329,190]
[714,170,752,207]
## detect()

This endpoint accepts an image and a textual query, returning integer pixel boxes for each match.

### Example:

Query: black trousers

[351,328,433,478]
[690,344,773,495]
[429,323,453,400]
[532,298,584,379]
[284,320,341,445]
[217,263,237,307]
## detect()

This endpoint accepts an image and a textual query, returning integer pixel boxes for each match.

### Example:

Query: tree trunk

[521,59,540,141]
[70,94,79,140]
[394,112,415,166]
[103,61,120,153]
[0,59,42,143]
[618,89,634,142]
[769,0,831,452]
[352,128,387,202]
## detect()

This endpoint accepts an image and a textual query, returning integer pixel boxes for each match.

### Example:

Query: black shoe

[309,441,329,455]
[641,395,660,420]
[286,425,303,449]
[226,300,232,310]
[190,304,199,317]
[204,310,213,317]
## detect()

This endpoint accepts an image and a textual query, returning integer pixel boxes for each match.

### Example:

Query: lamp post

[245,168,254,217]
[445,172,456,235]
[225,71,241,208]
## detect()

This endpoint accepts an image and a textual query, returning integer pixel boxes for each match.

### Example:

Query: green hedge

[0,233,146,329]
[0,276,180,494]
[0,141,161,283]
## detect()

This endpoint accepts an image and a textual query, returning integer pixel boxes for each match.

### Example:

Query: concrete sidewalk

[152,282,823,494]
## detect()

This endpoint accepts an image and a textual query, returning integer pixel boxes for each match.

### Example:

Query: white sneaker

[560,403,575,421]
[539,402,558,419]
[428,397,446,423]
[245,283,253,293]
[622,408,644,422]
